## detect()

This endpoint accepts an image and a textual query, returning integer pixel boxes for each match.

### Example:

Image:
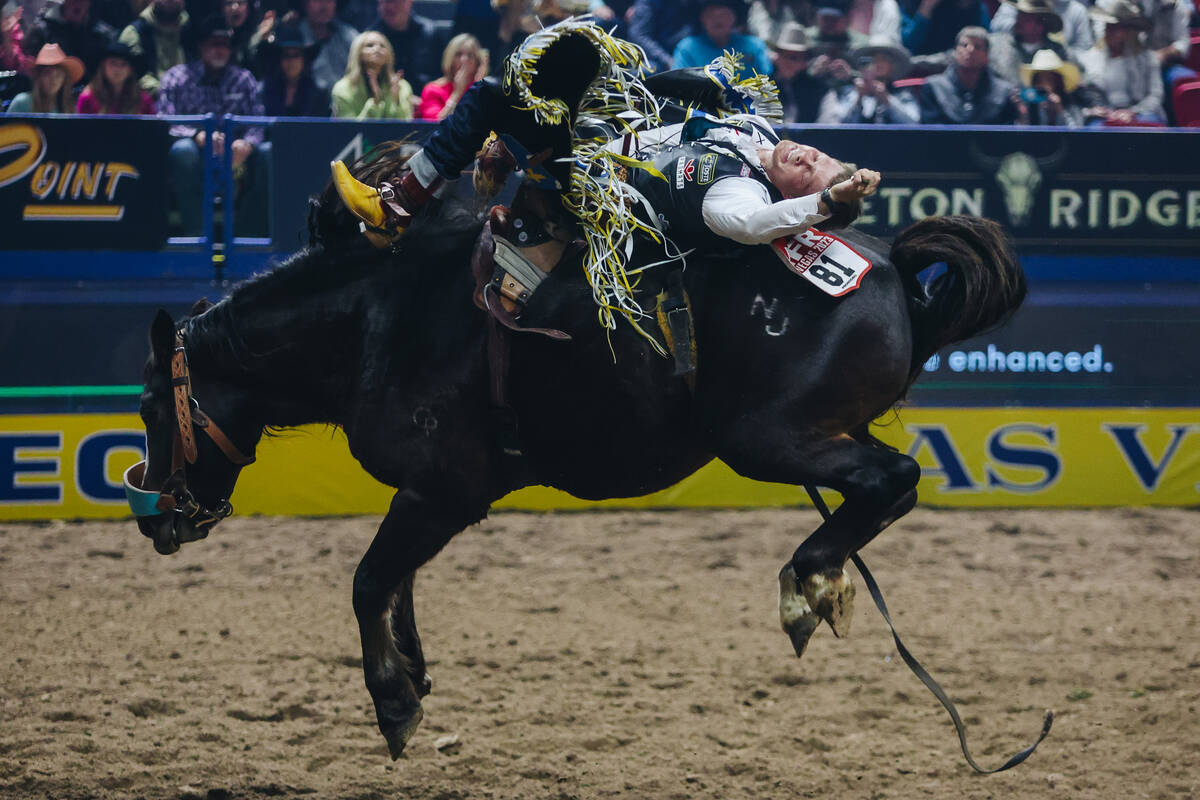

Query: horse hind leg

[353,488,484,759]
[721,433,919,658]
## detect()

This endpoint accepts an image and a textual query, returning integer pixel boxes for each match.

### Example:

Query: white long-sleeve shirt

[607,113,832,246]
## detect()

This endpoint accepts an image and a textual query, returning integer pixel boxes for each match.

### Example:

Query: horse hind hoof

[801,568,856,639]
[778,564,821,659]
[379,703,424,760]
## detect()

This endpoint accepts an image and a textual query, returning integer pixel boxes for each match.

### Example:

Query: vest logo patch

[698,153,718,185]
[739,163,751,177]
[675,157,696,188]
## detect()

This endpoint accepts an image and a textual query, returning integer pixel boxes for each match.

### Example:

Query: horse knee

[845,455,920,505]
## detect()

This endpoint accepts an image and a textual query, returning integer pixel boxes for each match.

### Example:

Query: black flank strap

[803,484,1053,774]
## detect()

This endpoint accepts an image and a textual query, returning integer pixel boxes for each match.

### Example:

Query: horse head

[125,305,259,555]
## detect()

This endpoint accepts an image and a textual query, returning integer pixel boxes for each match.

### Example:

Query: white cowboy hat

[1019,48,1081,92]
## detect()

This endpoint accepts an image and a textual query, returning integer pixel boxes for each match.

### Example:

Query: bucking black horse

[126,175,1025,758]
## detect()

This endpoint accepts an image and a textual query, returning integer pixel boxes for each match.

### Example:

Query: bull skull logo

[969,142,1066,228]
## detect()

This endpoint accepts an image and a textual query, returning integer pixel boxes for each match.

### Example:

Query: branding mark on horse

[412,407,438,436]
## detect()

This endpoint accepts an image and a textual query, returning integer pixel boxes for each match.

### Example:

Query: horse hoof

[379,703,424,760]
[778,564,821,658]
[800,568,855,639]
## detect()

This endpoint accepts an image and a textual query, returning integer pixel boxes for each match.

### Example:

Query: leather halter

[131,331,257,529]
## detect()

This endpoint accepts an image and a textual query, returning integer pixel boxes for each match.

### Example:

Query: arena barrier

[1,408,1197,520]
[2,116,1197,516]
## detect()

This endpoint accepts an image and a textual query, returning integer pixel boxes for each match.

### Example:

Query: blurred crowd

[2,0,1197,230]
[2,0,1197,125]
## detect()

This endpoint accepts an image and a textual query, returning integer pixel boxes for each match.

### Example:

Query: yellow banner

[1,409,1197,520]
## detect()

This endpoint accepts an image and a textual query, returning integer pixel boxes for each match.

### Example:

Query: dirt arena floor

[1,507,1197,800]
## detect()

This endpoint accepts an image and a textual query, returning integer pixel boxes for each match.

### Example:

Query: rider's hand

[830,169,881,203]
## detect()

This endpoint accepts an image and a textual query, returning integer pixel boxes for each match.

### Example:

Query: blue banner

[0,115,170,251]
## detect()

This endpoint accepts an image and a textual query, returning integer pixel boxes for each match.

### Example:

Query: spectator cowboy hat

[195,16,236,45]
[851,38,913,78]
[1088,0,1152,30]
[260,21,320,62]
[1006,0,1064,33]
[33,43,84,85]
[1019,48,1081,91]
[771,22,813,53]
[100,40,145,76]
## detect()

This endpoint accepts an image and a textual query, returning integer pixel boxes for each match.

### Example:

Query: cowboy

[1018,48,1084,125]
[817,37,919,123]
[987,0,1075,87]
[332,22,879,251]
[769,21,826,123]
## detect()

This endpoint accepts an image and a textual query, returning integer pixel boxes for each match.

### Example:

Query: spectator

[1139,0,1195,86]
[259,21,328,115]
[2,1,34,74]
[627,0,696,72]
[300,0,356,92]
[77,38,154,110]
[673,0,772,76]
[159,16,269,235]
[847,0,902,43]
[119,0,190,96]
[808,2,868,87]
[91,0,147,31]
[450,0,502,73]
[770,21,826,121]
[416,31,486,121]
[900,0,989,57]
[818,37,919,121]
[330,29,411,118]
[918,25,1021,122]
[1017,47,1084,124]
[748,0,812,44]
[21,0,118,82]
[6,41,82,110]
[368,0,438,96]
[988,0,1072,86]
[1080,0,1165,125]
[215,0,255,68]
[990,0,1093,54]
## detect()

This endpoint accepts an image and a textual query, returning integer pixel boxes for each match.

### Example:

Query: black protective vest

[630,136,783,253]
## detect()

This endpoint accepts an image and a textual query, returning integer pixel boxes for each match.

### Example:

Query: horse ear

[190,297,213,317]
[150,309,175,366]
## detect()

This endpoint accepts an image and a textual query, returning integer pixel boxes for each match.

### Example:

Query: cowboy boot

[330,160,435,248]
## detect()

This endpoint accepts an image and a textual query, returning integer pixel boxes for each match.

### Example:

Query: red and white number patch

[770,229,872,297]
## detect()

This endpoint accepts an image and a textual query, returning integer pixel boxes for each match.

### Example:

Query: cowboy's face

[280,46,305,79]
[360,34,388,69]
[954,33,989,69]
[865,52,894,81]
[772,48,809,79]
[36,64,66,93]
[200,36,232,69]
[700,5,736,44]
[102,55,131,85]
[1104,22,1131,51]
[1014,11,1047,43]
[763,140,843,199]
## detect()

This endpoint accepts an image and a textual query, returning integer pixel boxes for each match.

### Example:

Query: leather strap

[171,333,198,464]
[803,484,1053,774]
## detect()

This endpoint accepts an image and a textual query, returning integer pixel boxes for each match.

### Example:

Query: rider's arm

[701,177,829,245]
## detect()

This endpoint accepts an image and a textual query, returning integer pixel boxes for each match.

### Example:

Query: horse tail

[889,214,1026,385]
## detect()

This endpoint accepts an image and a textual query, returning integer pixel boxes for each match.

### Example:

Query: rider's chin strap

[802,484,1054,775]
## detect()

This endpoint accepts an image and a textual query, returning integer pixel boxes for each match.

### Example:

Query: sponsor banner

[0,116,169,250]
[2,409,1198,520]
[788,126,1200,254]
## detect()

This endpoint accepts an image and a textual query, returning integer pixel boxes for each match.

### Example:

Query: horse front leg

[720,433,920,658]
[353,488,485,758]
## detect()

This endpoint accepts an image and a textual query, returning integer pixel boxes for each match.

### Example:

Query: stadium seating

[1173,80,1200,126]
